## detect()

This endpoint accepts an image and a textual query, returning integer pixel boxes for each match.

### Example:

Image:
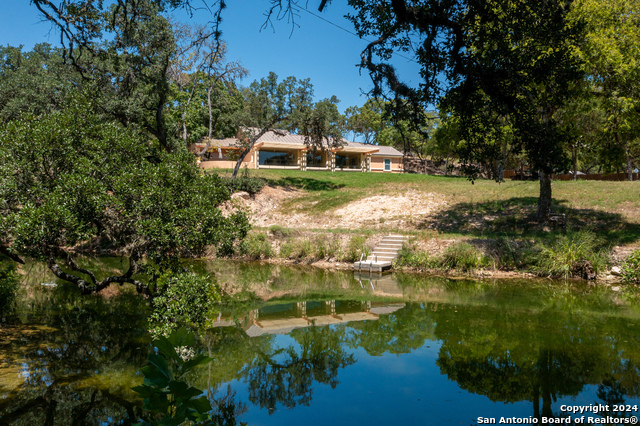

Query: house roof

[370,145,404,157]
[199,129,403,156]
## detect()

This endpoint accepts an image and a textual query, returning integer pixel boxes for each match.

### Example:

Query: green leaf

[154,335,181,363]
[141,365,170,388]
[168,327,196,348]
[180,355,213,375]
[147,353,173,381]
[188,396,213,414]
[132,385,154,398]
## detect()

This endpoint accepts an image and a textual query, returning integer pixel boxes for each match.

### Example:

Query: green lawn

[216,168,640,245]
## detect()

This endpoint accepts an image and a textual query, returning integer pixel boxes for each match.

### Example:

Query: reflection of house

[195,130,404,173]
[210,300,406,337]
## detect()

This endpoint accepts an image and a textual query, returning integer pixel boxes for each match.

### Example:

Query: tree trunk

[572,143,577,181]
[626,143,633,182]
[537,170,552,222]
[232,148,250,179]
[444,151,451,176]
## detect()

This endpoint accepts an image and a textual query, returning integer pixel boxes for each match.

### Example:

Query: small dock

[353,234,408,272]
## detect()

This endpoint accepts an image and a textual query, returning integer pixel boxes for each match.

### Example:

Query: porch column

[301,149,307,171]
[330,152,335,172]
[325,300,336,315]
[295,301,307,318]
[254,149,260,169]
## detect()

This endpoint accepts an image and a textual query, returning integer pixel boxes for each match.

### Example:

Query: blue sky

[0,1,422,114]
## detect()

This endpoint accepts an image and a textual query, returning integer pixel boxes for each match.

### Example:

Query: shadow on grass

[422,197,640,245]
[266,176,345,191]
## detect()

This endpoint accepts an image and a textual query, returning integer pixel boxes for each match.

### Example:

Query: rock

[572,260,597,280]
[231,191,251,200]
[611,286,621,292]
[611,266,622,276]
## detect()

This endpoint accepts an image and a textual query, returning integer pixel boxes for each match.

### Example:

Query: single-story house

[194,130,404,173]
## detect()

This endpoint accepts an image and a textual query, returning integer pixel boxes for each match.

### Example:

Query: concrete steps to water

[353,234,409,272]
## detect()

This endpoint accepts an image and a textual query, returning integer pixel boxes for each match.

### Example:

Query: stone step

[380,239,407,245]
[374,248,400,253]
[377,243,403,248]
[354,235,408,271]
[368,256,395,262]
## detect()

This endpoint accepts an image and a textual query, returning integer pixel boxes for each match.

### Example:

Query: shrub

[149,272,220,337]
[327,237,343,261]
[240,232,272,260]
[439,242,481,271]
[133,328,215,425]
[394,245,431,269]
[621,249,640,284]
[270,225,293,239]
[488,237,539,270]
[534,230,609,279]
[312,236,328,260]
[278,239,312,260]
[341,235,368,262]
[221,176,266,195]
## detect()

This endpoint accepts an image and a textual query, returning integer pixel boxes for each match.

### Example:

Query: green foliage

[133,328,214,425]
[394,245,432,269]
[621,249,640,284]
[487,237,539,270]
[344,98,386,144]
[149,272,221,337]
[221,176,266,195]
[279,238,313,260]
[239,232,272,260]
[340,236,368,262]
[0,43,77,123]
[535,231,609,279]
[0,95,248,294]
[439,242,482,272]
[269,225,293,239]
[312,236,328,259]
[0,256,19,316]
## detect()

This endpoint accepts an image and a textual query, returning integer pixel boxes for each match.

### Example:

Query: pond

[1,260,640,425]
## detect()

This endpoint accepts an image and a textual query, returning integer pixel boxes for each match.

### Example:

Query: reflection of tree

[242,325,355,413]
[347,304,435,356]
[0,287,150,425]
[432,302,640,420]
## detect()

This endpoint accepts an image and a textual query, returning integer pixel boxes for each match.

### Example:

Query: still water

[1,260,640,425]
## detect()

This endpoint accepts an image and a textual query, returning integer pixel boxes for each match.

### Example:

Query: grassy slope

[218,168,640,247]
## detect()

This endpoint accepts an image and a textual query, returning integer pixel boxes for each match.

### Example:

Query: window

[307,151,325,167]
[259,150,296,166]
[335,154,360,169]
[384,158,391,171]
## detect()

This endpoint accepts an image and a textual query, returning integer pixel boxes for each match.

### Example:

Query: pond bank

[222,228,631,284]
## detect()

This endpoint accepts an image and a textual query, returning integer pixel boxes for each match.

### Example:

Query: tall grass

[239,232,272,260]
[487,237,539,270]
[534,230,609,279]
[439,242,483,271]
[394,245,432,269]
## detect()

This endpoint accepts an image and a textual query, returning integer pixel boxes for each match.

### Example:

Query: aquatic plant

[133,328,214,425]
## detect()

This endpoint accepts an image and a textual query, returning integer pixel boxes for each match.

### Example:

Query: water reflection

[2,261,640,425]
[0,281,150,425]
[198,278,640,424]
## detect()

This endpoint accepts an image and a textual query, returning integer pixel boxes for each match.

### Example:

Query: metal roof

[199,129,402,156]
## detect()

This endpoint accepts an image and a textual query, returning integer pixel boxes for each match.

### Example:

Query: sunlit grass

[211,168,640,246]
